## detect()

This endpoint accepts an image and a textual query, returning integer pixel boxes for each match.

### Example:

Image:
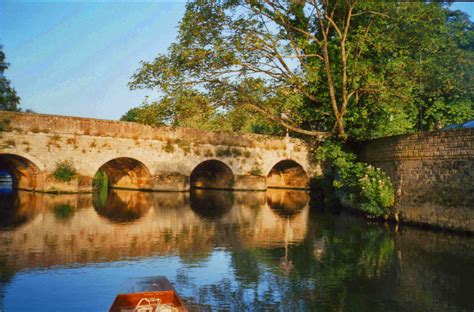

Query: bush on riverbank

[315,141,394,217]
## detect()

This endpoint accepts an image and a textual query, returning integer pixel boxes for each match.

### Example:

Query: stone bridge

[0,112,316,193]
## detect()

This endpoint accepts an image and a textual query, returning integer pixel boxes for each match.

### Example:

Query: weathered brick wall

[356,128,474,232]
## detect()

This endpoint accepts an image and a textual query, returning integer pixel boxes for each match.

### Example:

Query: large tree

[0,45,20,112]
[129,0,473,139]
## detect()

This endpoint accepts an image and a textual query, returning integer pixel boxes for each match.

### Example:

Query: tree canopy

[127,0,473,140]
[0,45,21,112]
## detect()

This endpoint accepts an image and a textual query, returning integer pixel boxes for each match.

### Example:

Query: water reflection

[0,189,472,312]
[93,190,152,224]
[0,191,40,230]
[190,189,234,220]
[266,188,309,218]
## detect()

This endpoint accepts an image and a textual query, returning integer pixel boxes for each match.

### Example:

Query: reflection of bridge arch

[267,159,309,189]
[0,153,43,190]
[0,191,41,230]
[95,157,151,190]
[93,190,152,224]
[190,159,234,190]
[266,189,309,219]
[190,189,235,220]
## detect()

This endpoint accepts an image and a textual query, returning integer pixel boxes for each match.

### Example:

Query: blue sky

[0,1,473,120]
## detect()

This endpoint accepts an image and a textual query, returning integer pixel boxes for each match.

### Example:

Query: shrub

[316,141,394,217]
[52,160,77,182]
[249,164,263,176]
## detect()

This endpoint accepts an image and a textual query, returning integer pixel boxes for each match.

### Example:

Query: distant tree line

[0,45,21,112]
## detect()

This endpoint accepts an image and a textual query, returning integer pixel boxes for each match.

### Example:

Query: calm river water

[0,189,472,311]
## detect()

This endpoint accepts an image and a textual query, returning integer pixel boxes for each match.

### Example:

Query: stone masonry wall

[356,128,474,232]
[0,112,316,192]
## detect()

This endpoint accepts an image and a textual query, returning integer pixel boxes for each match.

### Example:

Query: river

[0,189,472,311]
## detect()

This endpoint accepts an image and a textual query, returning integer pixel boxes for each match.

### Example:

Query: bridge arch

[94,157,151,191]
[0,153,43,191]
[266,159,309,189]
[190,159,234,190]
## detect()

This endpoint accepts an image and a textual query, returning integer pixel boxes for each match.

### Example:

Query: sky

[0,1,473,121]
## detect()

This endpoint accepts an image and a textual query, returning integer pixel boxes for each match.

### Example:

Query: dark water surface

[0,189,472,311]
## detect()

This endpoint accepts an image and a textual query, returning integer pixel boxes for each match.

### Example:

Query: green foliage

[231,148,242,157]
[52,160,77,182]
[176,139,191,154]
[93,170,108,191]
[249,164,263,176]
[92,170,109,208]
[0,45,20,112]
[121,92,283,135]
[216,147,232,157]
[316,141,394,217]
[128,1,473,139]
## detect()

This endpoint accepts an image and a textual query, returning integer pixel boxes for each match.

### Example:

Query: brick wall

[356,128,474,232]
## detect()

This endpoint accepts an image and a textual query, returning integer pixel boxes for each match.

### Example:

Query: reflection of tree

[92,190,151,224]
[174,213,396,311]
[0,255,16,311]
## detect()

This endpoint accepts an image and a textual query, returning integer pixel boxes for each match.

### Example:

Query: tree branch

[244,103,332,139]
